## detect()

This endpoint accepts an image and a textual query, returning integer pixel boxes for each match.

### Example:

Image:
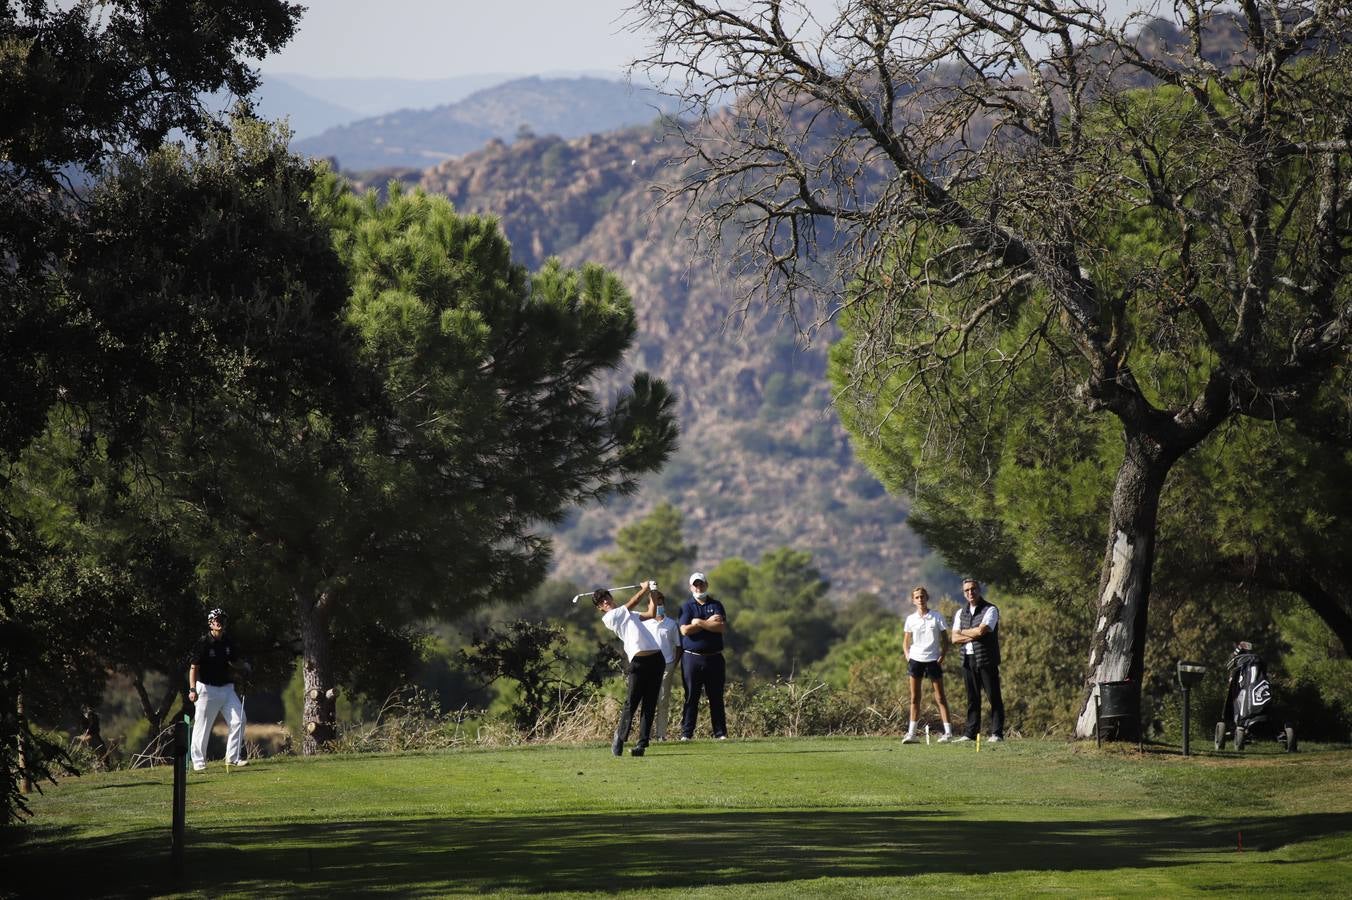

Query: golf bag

[1214,642,1297,752]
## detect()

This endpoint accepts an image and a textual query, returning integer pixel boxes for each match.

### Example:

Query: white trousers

[191,681,245,767]
[654,656,681,740]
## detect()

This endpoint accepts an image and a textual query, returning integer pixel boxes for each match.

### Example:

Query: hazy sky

[262,1,669,79]
[263,0,1157,80]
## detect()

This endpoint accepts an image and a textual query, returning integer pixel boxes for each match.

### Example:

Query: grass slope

[4,737,1351,898]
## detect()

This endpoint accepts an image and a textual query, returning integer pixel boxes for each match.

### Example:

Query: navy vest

[957,600,1000,668]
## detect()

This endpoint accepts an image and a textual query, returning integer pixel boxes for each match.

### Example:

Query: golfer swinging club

[593,582,663,756]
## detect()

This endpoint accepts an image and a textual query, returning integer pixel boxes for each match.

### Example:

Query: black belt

[684,650,722,656]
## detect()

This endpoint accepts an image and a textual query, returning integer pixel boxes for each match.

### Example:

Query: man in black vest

[951,578,1004,742]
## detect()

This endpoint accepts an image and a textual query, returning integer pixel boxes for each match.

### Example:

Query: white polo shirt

[642,616,681,664]
[904,609,949,662]
[603,606,661,661]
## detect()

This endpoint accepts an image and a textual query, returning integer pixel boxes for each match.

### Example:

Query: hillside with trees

[375,125,932,601]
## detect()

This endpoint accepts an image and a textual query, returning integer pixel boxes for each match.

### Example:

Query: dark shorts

[908,659,944,680]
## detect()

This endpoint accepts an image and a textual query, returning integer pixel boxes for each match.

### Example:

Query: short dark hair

[591,589,611,607]
[962,578,980,589]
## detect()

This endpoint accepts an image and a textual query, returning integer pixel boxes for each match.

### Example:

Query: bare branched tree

[627,0,1352,736]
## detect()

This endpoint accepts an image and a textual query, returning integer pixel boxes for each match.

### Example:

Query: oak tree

[629,0,1352,735]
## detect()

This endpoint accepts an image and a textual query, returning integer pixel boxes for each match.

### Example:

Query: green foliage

[712,547,840,683]
[112,176,682,750]
[828,74,1352,732]
[329,687,485,754]
[460,621,617,733]
[2,109,343,819]
[1273,601,1352,743]
[600,501,697,592]
[997,595,1095,737]
[728,679,872,736]
[811,627,908,703]
[594,508,844,688]
[0,0,305,456]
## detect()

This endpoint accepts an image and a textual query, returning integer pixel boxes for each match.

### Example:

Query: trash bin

[1096,680,1143,750]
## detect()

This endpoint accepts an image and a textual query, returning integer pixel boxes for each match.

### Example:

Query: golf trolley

[1214,641,1298,752]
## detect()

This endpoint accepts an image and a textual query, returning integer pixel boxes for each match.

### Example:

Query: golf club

[570,582,655,604]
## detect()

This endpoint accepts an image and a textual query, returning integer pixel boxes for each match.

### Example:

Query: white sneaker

[192,764,207,772]
[900,733,917,744]
[987,736,1002,743]
[937,733,953,743]
[230,759,249,767]
[953,735,973,742]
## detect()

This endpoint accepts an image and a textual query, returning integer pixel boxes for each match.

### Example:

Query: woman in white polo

[901,586,954,743]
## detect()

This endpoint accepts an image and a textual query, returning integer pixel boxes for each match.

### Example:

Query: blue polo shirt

[679,597,726,654]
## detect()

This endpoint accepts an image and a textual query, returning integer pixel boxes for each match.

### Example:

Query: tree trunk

[16,687,32,795]
[132,674,162,736]
[298,589,337,755]
[131,671,186,761]
[1075,433,1174,739]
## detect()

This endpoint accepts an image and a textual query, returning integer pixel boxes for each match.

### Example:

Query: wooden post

[171,714,188,878]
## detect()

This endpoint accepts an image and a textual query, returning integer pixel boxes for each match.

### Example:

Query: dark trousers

[962,657,1005,739]
[616,652,664,749]
[680,652,727,738]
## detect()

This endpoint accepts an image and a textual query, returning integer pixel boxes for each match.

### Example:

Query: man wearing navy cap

[678,571,729,740]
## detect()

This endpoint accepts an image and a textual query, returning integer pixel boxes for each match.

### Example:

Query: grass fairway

[5,737,1351,898]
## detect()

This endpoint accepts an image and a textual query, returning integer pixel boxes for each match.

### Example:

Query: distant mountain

[295,77,683,172]
[265,72,520,118]
[362,125,930,600]
[251,77,361,140]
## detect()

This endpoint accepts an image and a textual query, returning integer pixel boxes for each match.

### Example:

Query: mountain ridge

[354,125,931,599]
[298,76,682,172]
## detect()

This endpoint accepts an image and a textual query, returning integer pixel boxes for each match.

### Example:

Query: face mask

[692,590,708,600]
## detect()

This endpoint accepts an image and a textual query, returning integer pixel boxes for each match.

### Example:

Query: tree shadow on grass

[8,808,1351,897]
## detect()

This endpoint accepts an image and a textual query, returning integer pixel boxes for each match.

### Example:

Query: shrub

[725,678,896,738]
[330,687,485,754]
